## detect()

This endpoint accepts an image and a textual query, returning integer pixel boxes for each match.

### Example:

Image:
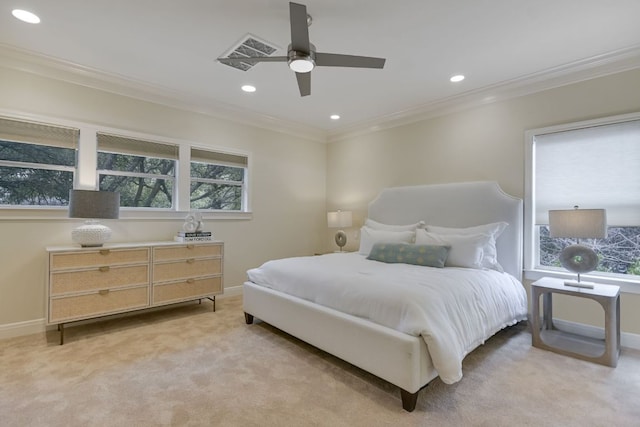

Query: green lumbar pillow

[367,242,450,268]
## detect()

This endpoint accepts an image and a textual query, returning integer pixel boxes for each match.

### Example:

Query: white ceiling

[2,0,640,141]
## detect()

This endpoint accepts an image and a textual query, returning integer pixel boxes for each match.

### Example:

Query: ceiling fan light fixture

[289,58,314,73]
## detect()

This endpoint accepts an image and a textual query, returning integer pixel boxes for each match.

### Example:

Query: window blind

[97,132,178,159]
[191,147,247,167]
[534,119,640,226]
[0,116,79,149]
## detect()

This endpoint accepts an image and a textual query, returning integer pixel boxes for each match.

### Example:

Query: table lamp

[548,206,607,289]
[69,189,120,247]
[327,210,352,252]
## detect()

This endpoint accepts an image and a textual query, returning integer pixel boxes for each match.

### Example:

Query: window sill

[0,207,253,221]
[524,269,640,294]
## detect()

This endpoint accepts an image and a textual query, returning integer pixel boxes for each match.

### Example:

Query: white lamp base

[72,220,112,247]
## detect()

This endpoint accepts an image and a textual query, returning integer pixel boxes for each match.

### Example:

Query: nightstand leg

[59,323,64,345]
[602,295,621,367]
[542,292,554,330]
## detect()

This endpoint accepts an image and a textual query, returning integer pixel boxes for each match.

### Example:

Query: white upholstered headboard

[368,181,523,280]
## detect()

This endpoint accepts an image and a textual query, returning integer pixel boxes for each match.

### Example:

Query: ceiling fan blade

[290,2,310,52]
[295,72,311,97]
[315,53,386,69]
[218,56,288,64]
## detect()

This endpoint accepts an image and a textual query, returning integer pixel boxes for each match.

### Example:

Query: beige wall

[2,63,640,338]
[327,68,640,335]
[0,67,327,326]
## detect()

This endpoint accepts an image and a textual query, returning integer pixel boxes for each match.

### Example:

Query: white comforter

[247,253,528,384]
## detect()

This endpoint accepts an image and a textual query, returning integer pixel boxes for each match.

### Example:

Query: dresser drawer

[153,244,222,261]
[49,286,149,323]
[50,265,149,296]
[50,248,150,270]
[153,258,222,282]
[153,277,222,305]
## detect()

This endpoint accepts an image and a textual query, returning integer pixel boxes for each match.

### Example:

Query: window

[0,117,78,206]
[97,132,178,208]
[190,148,247,211]
[526,114,640,282]
[0,114,251,217]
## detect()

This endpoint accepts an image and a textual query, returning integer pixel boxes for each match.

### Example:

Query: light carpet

[1,295,639,426]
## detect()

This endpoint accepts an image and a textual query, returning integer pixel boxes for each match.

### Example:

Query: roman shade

[97,132,178,159]
[0,116,79,149]
[191,147,247,167]
[534,119,640,226]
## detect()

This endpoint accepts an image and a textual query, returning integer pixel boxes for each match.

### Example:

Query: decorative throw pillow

[415,230,492,269]
[425,222,508,272]
[364,218,425,232]
[367,243,450,268]
[358,227,415,255]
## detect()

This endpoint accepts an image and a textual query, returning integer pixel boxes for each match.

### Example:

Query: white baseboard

[0,285,244,341]
[221,284,243,298]
[0,318,46,340]
[553,318,640,351]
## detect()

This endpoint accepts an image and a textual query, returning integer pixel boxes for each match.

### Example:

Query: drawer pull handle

[100,250,110,256]
[98,289,110,296]
[186,278,195,284]
[186,244,195,250]
[99,266,110,272]
[186,258,195,264]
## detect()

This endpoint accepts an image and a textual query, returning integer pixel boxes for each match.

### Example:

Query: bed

[243,181,527,411]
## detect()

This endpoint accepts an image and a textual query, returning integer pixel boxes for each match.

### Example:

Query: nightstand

[530,277,620,367]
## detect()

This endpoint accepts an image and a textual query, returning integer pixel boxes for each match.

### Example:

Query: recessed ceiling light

[12,9,40,24]
[330,114,340,120]
[450,74,465,83]
[241,85,256,93]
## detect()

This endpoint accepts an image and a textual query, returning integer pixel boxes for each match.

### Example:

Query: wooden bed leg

[244,312,254,324]
[400,389,419,412]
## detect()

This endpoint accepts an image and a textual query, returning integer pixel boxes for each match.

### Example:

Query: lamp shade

[69,190,120,219]
[548,208,607,239]
[327,210,352,229]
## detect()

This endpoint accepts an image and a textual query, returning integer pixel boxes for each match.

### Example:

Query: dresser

[46,241,223,344]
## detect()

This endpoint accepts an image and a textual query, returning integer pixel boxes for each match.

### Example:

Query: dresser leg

[205,296,216,312]
[59,323,64,345]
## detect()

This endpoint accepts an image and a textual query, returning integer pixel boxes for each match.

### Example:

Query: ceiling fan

[217,2,386,97]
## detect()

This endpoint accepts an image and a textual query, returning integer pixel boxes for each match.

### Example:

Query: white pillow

[358,227,415,255]
[425,222,508,272]
[364,218,425,232]
[415,230,491,269]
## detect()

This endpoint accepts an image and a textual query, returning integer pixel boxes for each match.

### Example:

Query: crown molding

[327,44,640,142]
[3,43,640,145]
[0,44,327,143]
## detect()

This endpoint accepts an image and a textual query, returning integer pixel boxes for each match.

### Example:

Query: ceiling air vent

[219,34,280,71]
